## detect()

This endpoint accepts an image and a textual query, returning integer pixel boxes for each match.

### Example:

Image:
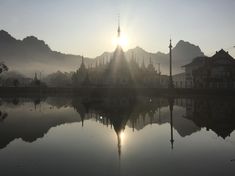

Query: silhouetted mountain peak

[128,46,149,56]
[176,40,190,46]
[0,30,11,37]
[156,51,166,55]
[135,46,145,51]
[0,30,17,43]
[174,40,204,55]
[23,36,39,42]
[22,36,51,52]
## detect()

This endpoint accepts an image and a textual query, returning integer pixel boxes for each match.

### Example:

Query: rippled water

[0,96,235,176]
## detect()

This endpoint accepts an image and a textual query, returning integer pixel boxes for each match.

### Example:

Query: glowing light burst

[112,35,128,48]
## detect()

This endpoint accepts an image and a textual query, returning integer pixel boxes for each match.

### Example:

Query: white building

[173,73,186,88]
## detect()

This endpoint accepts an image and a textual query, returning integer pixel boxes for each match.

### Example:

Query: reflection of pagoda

[72,20,166,88]
[94,97,133,158]
[72,95,137,158]
[116,128,124,159]
[71,95,178,155]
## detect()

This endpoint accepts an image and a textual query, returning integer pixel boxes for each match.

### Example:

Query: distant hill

[0,30,93,76]
[0,30,204,76]
[43,71,73,87]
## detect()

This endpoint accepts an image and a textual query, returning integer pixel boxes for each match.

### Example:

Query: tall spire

[117,15,121,38]
[169,38,174,88]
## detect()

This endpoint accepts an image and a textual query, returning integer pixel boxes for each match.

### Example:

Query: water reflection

[1,96,235,149]
[0,95,235,175]
[0,110,8,122]
[182,97,235,138]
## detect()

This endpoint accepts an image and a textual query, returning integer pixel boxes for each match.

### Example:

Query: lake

[0,95,235,176]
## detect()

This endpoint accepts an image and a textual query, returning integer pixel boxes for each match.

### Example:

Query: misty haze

[0,1,235,176]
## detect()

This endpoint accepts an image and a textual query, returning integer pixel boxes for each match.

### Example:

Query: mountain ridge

[0,30,204,76]
[95,39,204,74]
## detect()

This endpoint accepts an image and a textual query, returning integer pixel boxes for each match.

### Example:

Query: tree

[0,62,8,74]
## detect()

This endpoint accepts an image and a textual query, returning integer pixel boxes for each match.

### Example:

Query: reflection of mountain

[184,98,235,138]
[0,101,81,149]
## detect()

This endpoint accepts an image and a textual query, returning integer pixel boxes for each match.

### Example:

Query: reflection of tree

[0,110,8,122]
[0,96,47,108]
[185,97,235,138]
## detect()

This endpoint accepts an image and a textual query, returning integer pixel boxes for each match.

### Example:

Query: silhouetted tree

[0,62,8,74]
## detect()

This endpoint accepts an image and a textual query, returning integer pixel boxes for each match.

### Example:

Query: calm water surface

[0,96,235,176]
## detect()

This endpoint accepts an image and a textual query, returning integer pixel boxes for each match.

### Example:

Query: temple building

[72,22,168,88]
[182,49,235,88]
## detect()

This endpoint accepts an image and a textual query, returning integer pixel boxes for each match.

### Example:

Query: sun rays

[112,34,129,49]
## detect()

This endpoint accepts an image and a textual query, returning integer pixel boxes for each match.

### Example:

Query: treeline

[43,71,73,87]
[0,70,74,87]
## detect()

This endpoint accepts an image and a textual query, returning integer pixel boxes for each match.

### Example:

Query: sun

[117,36,128,47]
[112,35,128,48]
[112,17,129,49]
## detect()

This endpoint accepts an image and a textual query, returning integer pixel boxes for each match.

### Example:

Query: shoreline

[0,87,235,97]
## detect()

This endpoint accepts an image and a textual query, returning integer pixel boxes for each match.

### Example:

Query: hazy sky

[0,0,235,57]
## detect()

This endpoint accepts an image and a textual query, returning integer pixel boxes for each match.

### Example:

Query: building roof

[173,72,185,78]
[182,49,235,68]
[182,56,209,67]
[211,49,235,63]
